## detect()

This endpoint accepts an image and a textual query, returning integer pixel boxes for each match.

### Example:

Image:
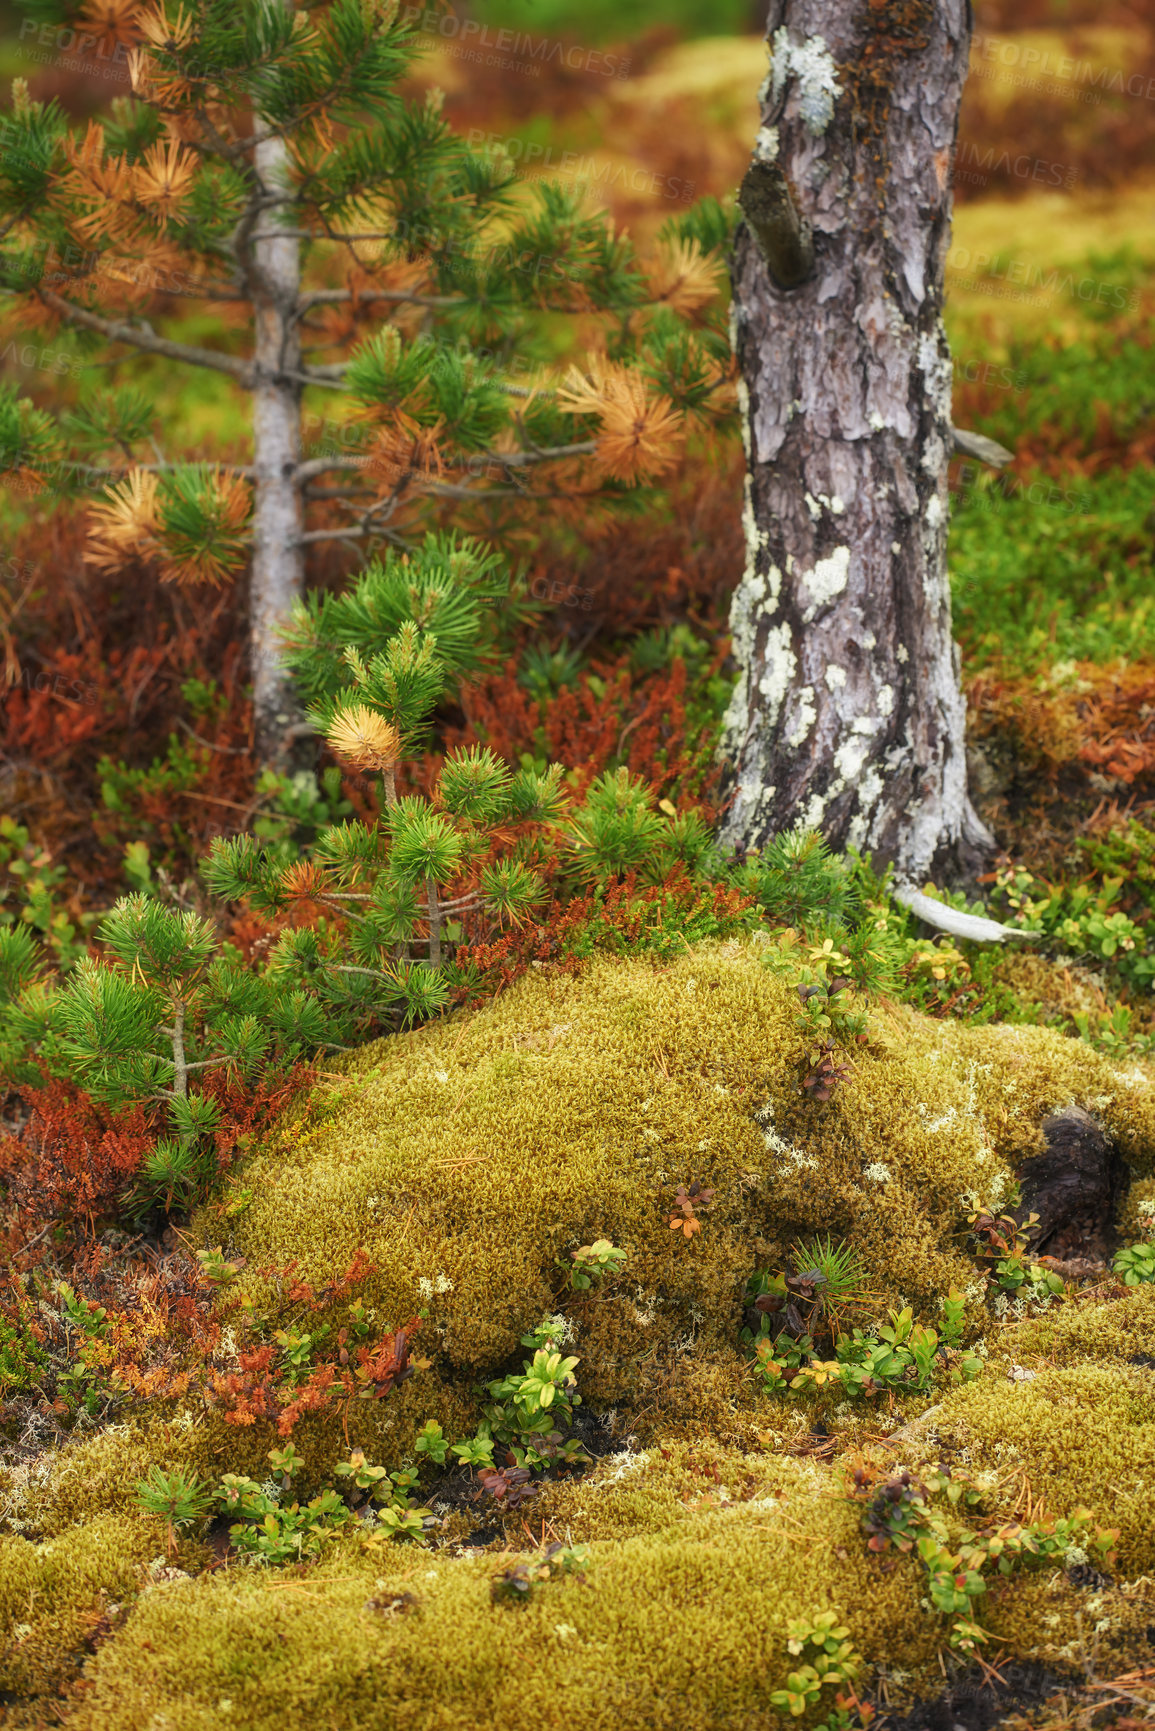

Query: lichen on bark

[721,0,993,885]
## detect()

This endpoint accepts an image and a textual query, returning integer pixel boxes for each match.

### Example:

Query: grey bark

[720,0,994,885]
[249,122,307,773]
[170,999,187,1099]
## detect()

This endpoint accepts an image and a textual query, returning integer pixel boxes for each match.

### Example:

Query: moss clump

[200,940,1153,1418]
[1118,1173,1155,1246]
[0,1514,159,1700]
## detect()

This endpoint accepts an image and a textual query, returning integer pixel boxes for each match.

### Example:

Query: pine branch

[37,288,254,384]
[426,877,442,969]
[448,441,598,469]
[296,455,373,483]
[295,437,600,528]
[299,288,467,310]
[329,963,398,983]
[171,1001,187,1098]
[300,485,377,500]
[292,370,352,391]
[246,229,402,244]
[77,461,257,479]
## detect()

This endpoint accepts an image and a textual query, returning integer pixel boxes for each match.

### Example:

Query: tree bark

[720,0,993,885]
[250,119,307,772]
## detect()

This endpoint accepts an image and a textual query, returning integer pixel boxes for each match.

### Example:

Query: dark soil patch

[876,1662,1075,1731]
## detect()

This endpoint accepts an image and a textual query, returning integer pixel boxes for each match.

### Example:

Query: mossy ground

[2,940,1154,1727]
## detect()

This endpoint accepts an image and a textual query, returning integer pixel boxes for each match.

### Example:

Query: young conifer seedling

[0,0,729,765]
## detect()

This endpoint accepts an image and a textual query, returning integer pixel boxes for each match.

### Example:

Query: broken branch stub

[952,427,1015,468]
[737,159,815,291]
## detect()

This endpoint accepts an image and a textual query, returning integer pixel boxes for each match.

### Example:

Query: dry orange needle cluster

[559,359,684,486]
[325,705,402,775]
[86,466,250,586]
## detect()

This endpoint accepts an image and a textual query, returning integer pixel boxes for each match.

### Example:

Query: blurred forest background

[0,0,1153,1037]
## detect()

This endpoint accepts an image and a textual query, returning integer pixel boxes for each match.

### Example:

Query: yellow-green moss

[53,1414,1155,1731]
[0,1514,158,1698]
[981,1281,1155,1374]
[198,940,1154,1414]
[1118,1174,1155,1245]
[6,942,1155,1725]
[989,951,1115,1028]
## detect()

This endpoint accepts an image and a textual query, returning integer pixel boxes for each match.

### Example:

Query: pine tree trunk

[426,877,442,969]
[250,123,306,771]
[720,0,993,885]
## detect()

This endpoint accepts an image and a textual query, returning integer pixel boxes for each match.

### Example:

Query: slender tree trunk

[170,999,187,1099]
[720,0,993,885]
[426,876,442,969]
[250,122,306,771]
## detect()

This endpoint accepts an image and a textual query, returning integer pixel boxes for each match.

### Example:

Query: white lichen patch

[800,545,850,623]
[756,1103,816,1171]
[754,124,779,162]
[921,432,947,478]
[918,323,953,422]
[593,1448,652,1488]
[787,685,817,747]
[804,490,846,520]
[863,1161,892,1183]
[735,370,751,458]
[833,736,870,782]
[769,28,842,136]
[825,665,846,691]
[755,622,798,725]
[802,791,828,830]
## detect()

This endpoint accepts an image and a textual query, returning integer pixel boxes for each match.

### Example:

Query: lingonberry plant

[850,1463,1119,1659]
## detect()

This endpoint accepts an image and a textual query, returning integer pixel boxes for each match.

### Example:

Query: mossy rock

[203,938,1154,1422]
[3,941,1154,1725]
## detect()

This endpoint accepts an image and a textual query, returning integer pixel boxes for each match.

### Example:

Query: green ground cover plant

[950,467,1155,674]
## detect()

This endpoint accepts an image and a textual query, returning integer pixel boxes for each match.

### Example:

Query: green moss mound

[27,1304,1155,1731]
[3,941,1154,1726]
[208,939,1155,1416]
